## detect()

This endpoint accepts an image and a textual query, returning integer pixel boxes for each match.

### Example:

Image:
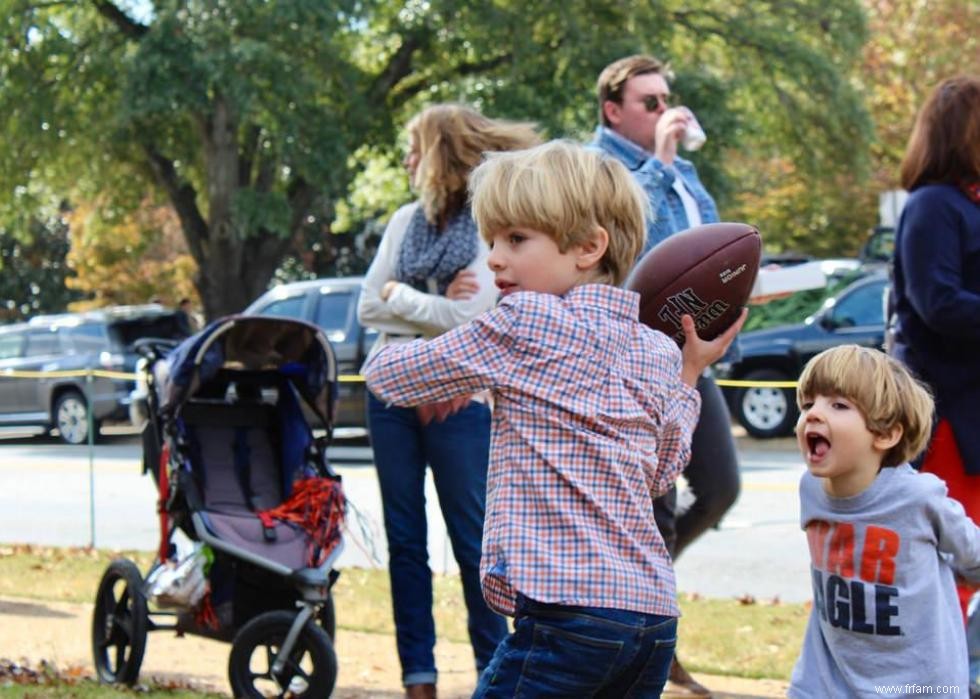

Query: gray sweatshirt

[789,464,980,698]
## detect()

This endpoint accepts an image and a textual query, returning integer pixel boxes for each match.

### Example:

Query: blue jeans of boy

[473,594,677,698]
[368,392,508,687]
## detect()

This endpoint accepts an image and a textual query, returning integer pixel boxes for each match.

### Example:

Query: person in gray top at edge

[788,344,980,697]
[590,54,738,696]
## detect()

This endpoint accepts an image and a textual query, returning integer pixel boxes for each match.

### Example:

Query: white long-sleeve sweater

[357,202,498,368]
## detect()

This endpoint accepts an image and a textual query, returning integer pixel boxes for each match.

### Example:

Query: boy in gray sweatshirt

[789,345,980,698]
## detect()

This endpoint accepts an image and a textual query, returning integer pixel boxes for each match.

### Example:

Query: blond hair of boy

[797,344,934,474]
[469,138,648,286]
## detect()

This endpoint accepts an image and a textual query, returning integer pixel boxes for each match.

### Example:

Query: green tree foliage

[0,215,81,323]
[729,0,979,259]
[0,0,870,319]
[727,153,878,258]
[861,0,980,193]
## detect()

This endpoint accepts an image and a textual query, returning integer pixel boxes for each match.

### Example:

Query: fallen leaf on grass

[62,665,88,679]
[145,674,202,690]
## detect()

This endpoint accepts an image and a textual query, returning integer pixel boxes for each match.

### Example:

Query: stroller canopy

[160,315,337,428]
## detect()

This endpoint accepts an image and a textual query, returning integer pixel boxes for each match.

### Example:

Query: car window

[829,282,886,328]
[62,323,109,353]
[313,292,352,341]
[0,331,25,360]
[24,330,62,357]
[862,228,895,263]
[108,315,186,349]
[258,295,307,321]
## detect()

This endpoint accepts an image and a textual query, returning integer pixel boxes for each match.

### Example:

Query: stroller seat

[181,398,313,571]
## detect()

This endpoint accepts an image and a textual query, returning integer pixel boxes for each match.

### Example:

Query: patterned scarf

[396,205,479,295]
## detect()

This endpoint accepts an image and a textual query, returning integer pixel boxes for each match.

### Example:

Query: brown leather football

[625,222,761,347]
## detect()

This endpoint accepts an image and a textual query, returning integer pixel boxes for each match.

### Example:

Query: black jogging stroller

[91,315,345,698]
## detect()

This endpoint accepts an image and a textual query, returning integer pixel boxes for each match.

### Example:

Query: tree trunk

[194,228,293,322]
[150,97,306,322]
[192,94,290,321]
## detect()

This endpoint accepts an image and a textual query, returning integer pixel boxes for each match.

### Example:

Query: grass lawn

[0,682,224,699]
[0,544,807,685]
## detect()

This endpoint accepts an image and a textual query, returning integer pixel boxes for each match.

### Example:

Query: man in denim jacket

[591,55,719,252]
[591,54,737,697]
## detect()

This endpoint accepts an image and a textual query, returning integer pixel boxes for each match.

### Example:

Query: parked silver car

[0,305,188,444]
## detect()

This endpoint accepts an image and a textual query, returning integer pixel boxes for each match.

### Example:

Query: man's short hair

[797,345,935,468]
[469,140,648,286]
[596,55,673,126]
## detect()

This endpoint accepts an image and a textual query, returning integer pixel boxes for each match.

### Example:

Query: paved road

[0,426,810,602]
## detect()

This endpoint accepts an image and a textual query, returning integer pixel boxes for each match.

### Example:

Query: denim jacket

[590,126,719,254]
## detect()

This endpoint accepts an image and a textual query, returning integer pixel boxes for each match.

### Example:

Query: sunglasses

[641,93,676,111]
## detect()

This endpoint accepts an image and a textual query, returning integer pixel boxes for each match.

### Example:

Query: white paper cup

[681,108,707,151]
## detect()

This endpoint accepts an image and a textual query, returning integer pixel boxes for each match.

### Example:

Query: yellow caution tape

[714,379,798,389]
[339,374,797,389]
[1,369,137,380]
[3,368,365,382]
[2,369,798,389]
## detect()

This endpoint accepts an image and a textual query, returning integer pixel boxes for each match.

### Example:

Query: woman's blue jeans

[368,392,508,687]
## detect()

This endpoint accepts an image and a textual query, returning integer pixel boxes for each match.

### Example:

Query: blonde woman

[357,104,539,699]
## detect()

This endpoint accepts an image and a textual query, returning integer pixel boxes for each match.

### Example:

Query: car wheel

[54,390,97,445]
[734,369,798,439]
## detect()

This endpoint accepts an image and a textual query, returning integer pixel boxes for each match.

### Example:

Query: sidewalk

[0,595,787,697]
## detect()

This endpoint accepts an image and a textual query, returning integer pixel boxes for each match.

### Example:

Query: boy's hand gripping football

[679,308,748,387]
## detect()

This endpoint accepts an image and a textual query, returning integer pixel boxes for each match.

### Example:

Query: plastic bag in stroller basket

[145,544,211,609]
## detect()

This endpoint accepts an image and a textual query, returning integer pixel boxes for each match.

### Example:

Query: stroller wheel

[317,593,336,643]
[91,559,148,685]
[229,610,337,698]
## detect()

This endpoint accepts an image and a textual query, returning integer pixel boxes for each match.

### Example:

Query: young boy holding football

[363,140,744,696]
[789,345,980,697]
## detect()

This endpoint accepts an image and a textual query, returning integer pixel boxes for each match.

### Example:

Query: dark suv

[715,273,889,439]
[243,277,376,438]
[0,305,188,444]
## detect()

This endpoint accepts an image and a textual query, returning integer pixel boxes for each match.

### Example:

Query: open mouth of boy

[805,432,831,463]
